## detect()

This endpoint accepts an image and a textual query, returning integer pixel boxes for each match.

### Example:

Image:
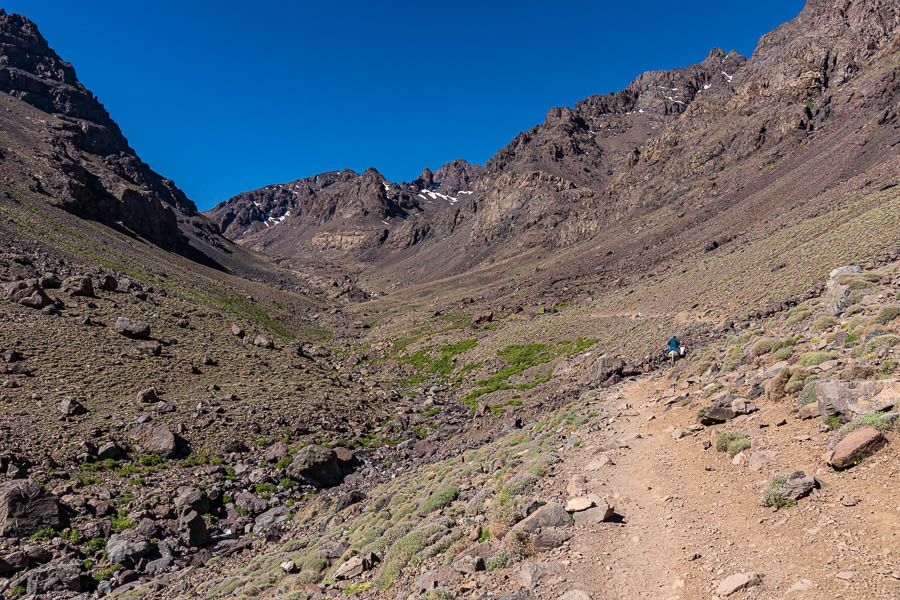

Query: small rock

[115,317,151,339]
[716,572,762,596]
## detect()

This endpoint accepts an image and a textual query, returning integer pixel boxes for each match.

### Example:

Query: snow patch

[721,71,733,82]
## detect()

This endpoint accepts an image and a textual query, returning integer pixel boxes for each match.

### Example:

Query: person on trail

[666,335,684,359]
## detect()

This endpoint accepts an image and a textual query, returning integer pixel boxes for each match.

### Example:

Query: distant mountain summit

[203,159,483,256]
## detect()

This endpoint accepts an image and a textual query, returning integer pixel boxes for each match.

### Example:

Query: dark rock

[286,445,342,487]
[263,441,289,463]
[115,317,151,339]
[136,387,159,403]
[0,479,63,537]
[174,487,209,516]
[127,421,178,457]
[252,505,291,535]
[59,396,87,416]
[62,276,94,297]
[179,510,210,547]
[105,533,152,565]
[26,561,87,595]
[4,281,52,309]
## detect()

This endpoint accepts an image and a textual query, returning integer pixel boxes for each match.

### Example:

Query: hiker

[666,335,685,359]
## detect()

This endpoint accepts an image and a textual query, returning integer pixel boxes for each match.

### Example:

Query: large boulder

[179,510,210,547]
[823,266,862,316]
[699,394,757,425]
[589,356,625,386]
[174,487,210,516]
[286,445,342,487]
[252,505,291,534]
[825,427,887,470]
[26,561,88,595]
[3,281,52,309]
[127,421,177,457]
[62,276,94,297]
[115,317,151,339]
[815,379,897,423]
[511,503,571,535]
[105,533,152,565]
[0,480,63,538]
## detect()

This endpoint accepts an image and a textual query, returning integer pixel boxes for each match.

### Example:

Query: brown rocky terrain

[0,1,897,599]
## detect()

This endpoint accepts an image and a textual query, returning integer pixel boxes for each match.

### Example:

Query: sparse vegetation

[762,474,796,509]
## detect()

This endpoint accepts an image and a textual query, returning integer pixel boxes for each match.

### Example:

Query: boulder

[231,324,245,337]
[286,445,342,487]
[127,421,177,457]
[513,503,571,534]
[136,387,159,403]
[252,505,291,534]
[816,379,897,422]
[334,553,377,580]
[560,591,592,600]
[4,281,52,309]
[105,533,152,565]
[716,572,761,596]
[590,356,625,386]
[0,479,62,537]
[96,442,123,460]
[26,561,88,595]
[115,317,151,339]
[699,394,757,425]
[233,492,267,515]
[797,402,820,420]
[59,396,87,416]
[174,487,210,516]
[825,427,887,470]
[453,553,485,574]
[253,334,274,349]
[62,276,94,297]
[532,529,573,551]
[572,501,615,526]
[179,510,210,547]
[98,275,118,291]
[778,471,816,500]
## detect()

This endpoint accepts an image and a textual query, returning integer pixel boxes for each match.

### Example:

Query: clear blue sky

[6,1,806,210]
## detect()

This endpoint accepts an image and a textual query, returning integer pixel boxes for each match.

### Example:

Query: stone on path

[716,572,762,596]
[559,591,592,600]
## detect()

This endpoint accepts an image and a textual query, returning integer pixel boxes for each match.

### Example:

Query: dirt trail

[536,374,900,600]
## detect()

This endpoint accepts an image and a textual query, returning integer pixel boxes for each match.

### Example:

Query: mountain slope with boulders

[0,1,898,599]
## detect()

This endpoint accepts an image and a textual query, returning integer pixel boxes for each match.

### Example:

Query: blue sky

[6,1,806,210]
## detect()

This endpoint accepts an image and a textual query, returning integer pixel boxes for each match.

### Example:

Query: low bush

[874,305,900,325]
[727,437,751,457]
[715,432,740,452]
[797,352,839,367]
[761,474,795,509]
[419,485,460,515]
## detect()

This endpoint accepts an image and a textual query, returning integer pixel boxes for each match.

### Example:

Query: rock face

[0,480,62,538]
[286,445,342,487]
[826,427,887,470]
[815,379,898,422]
[127,422,178,457]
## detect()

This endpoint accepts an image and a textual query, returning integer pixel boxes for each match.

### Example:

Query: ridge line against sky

[5,0,806,210]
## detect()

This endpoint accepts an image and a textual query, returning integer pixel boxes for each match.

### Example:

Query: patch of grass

[461,343,558,407]
[255,482,278,495]
[824,416,843,429]
[774,347,794,360]
[9,585,25,596]
[800,380,819,405]
[751,339,776,356]
[812,316,838,331]
[715,432,740,452]
[486,551,509,570]
[85,537,106,553]
[762,474,796,509]
[110,509,136,533]
[874,305,900,325]
[831,413,895,446]
[797,352,838,367]
[478,527,490,542]
[30,526,56,541]
[344,582,375,595]
[92,563,123,582]
[419,485,460,514]
[853,335,900,358]
[727,437,751,457]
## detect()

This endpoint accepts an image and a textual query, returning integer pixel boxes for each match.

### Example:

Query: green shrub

[831,413,895,445]
[255,482,277,495]
[92,563,123,582]
[85,537,106,553]
[715,432,740,452]
[30,527,56,541]
[800,381,819,405]
[762,474,796,509]
[874,306,900,325]
[9,585,25,596]
[774,347,794,360]
[419,485,460,514]
[824,416,843,429]
[812,316,837,331]
[727,437,751,457]
[854,335,900,358]
[486,551,509,571]
[797,352,838,367]
[751,339,776,356]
